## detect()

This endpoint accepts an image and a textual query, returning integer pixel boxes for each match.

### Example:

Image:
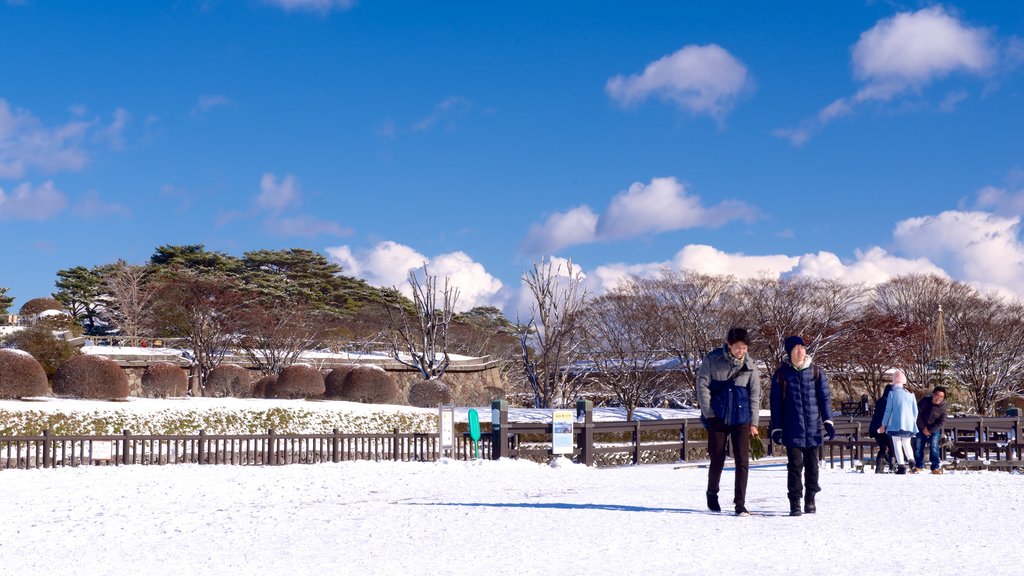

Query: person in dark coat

[696,327,761,517]
[913,386,948,473]
[769,336,835,517]
[869,384,895,473]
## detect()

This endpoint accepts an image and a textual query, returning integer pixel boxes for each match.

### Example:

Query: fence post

[632,420,642,465]
[392,428,401,462]
[332,428,340,463]
[197,430,206,465]
[267,428,275,466]
[576,399,593,466]
[122,429,131,466]
[680,421,688,462]
[41,429,51,468]
[490,400,508,459]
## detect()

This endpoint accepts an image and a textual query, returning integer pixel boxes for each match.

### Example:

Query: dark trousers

[786,446,820,502]
[874,434,894,471]
[707,420,750,507]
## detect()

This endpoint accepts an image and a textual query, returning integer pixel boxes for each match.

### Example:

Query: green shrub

[205,364,252,398]
[141,363,188,398]
[52,354,130,399]
[267,364,325,399]
[0,348,51,398]
[337,365,402,404]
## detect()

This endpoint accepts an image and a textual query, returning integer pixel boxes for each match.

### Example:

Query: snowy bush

[336,365,402,404]
[205,365,252,398]
[1,326,79,380]
[252,374,277,399]
[267,364,325,399]
[407,380,452,408]
[323,364,359,398]
[18,297,63,316]
[0,349,51,399]
[141,363,188,398]
[52,355,130,400]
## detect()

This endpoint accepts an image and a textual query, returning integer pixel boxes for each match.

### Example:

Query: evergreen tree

[149,244,240,274]
[54,266,108,333]
[0,287,13,318]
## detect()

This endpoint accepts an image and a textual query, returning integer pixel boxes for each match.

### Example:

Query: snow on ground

[2,458,1020,576]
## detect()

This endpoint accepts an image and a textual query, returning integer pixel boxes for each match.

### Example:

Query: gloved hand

[771,429,783,445]
[824,422,836,442]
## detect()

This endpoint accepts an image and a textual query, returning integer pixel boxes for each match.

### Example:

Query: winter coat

[769,357,834,448]
[880,386,918,436]
[917,396,947,435]
[868,385,893,439]
[696,346,761,426]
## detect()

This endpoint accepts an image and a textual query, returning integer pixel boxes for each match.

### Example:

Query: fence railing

[1,405,1019,471]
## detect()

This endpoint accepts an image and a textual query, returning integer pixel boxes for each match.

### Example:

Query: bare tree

[147,269,248,393]
[643,270,734,405]
[387,265,459,380]
[518,257,588,408]
[581,286,674,420]
[945,294,1024,415]
[828,308,922,402]
[237,303,326,376]
[105,261,158,345]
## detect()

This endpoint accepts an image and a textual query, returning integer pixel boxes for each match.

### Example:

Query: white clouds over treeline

[521,177,758,254]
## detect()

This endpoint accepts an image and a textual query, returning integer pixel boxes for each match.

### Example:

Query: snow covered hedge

[0,399,438,436]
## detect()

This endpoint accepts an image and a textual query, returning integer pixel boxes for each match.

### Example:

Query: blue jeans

[913,430,941,470]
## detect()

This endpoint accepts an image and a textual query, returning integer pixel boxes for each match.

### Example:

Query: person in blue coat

[769,336,835,517]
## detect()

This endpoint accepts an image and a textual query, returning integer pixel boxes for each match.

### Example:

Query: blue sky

[1,1,1023,313]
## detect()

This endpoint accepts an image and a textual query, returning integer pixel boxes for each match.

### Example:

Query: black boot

[804,493,816,514]
[789,499,802,517]
[706,492,721,512]
[896,465,907,475]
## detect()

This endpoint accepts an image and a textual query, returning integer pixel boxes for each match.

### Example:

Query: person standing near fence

[876,369,918,475]
[869,384,895,473]
[914,386,947,474]
[769,335,836,517]
[696,327,761,517]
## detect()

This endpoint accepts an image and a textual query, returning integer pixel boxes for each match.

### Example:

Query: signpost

[552,409,574,456]
[468,409,481,459]
[438,404,454,458]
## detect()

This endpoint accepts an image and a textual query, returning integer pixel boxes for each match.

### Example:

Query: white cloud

[520,205,598,255]
[973,171,1024,214]
[103,108,130,150]
[598,177,758,239]
[259,0,355,14]
[191,95,233,118]
[790,247,946,286]
[777,7,997,145]
[412,96,471,132]
[0,99,91,178]
[257,173,300,213]
[893,210,1024,290]
[0,181,68,220]
[671,244,798,279]
[325,241,505,311]
[606,44,752,121]
[521,177,757,255]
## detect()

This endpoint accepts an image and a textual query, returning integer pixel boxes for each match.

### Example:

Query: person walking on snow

[769,336,836,517]
[914,386,948,474]
[868,384,896,473]
[877,369,918,475]
[696,327,761,517]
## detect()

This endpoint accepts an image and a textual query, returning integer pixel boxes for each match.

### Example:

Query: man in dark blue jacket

[769,336,835,517]
[696,327,761,517]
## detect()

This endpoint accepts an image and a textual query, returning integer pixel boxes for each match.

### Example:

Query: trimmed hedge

[407,379,452,408]
[0,349,51,398]
[337,365,403,404]
[205,365,252,398]
[324,364,359,398]
[252,374,277,399]
[141,363,188,398]
[19,297,63,316]
[266,364,325,399]
[52,355,130,399]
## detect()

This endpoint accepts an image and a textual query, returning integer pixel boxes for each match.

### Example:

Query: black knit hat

[784,335,805,356]
[726,327,750,345]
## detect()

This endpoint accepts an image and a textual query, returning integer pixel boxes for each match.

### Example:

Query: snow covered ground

[3,457,1020,576]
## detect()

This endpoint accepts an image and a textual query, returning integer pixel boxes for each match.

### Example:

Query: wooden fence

[1,402,1020,471]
